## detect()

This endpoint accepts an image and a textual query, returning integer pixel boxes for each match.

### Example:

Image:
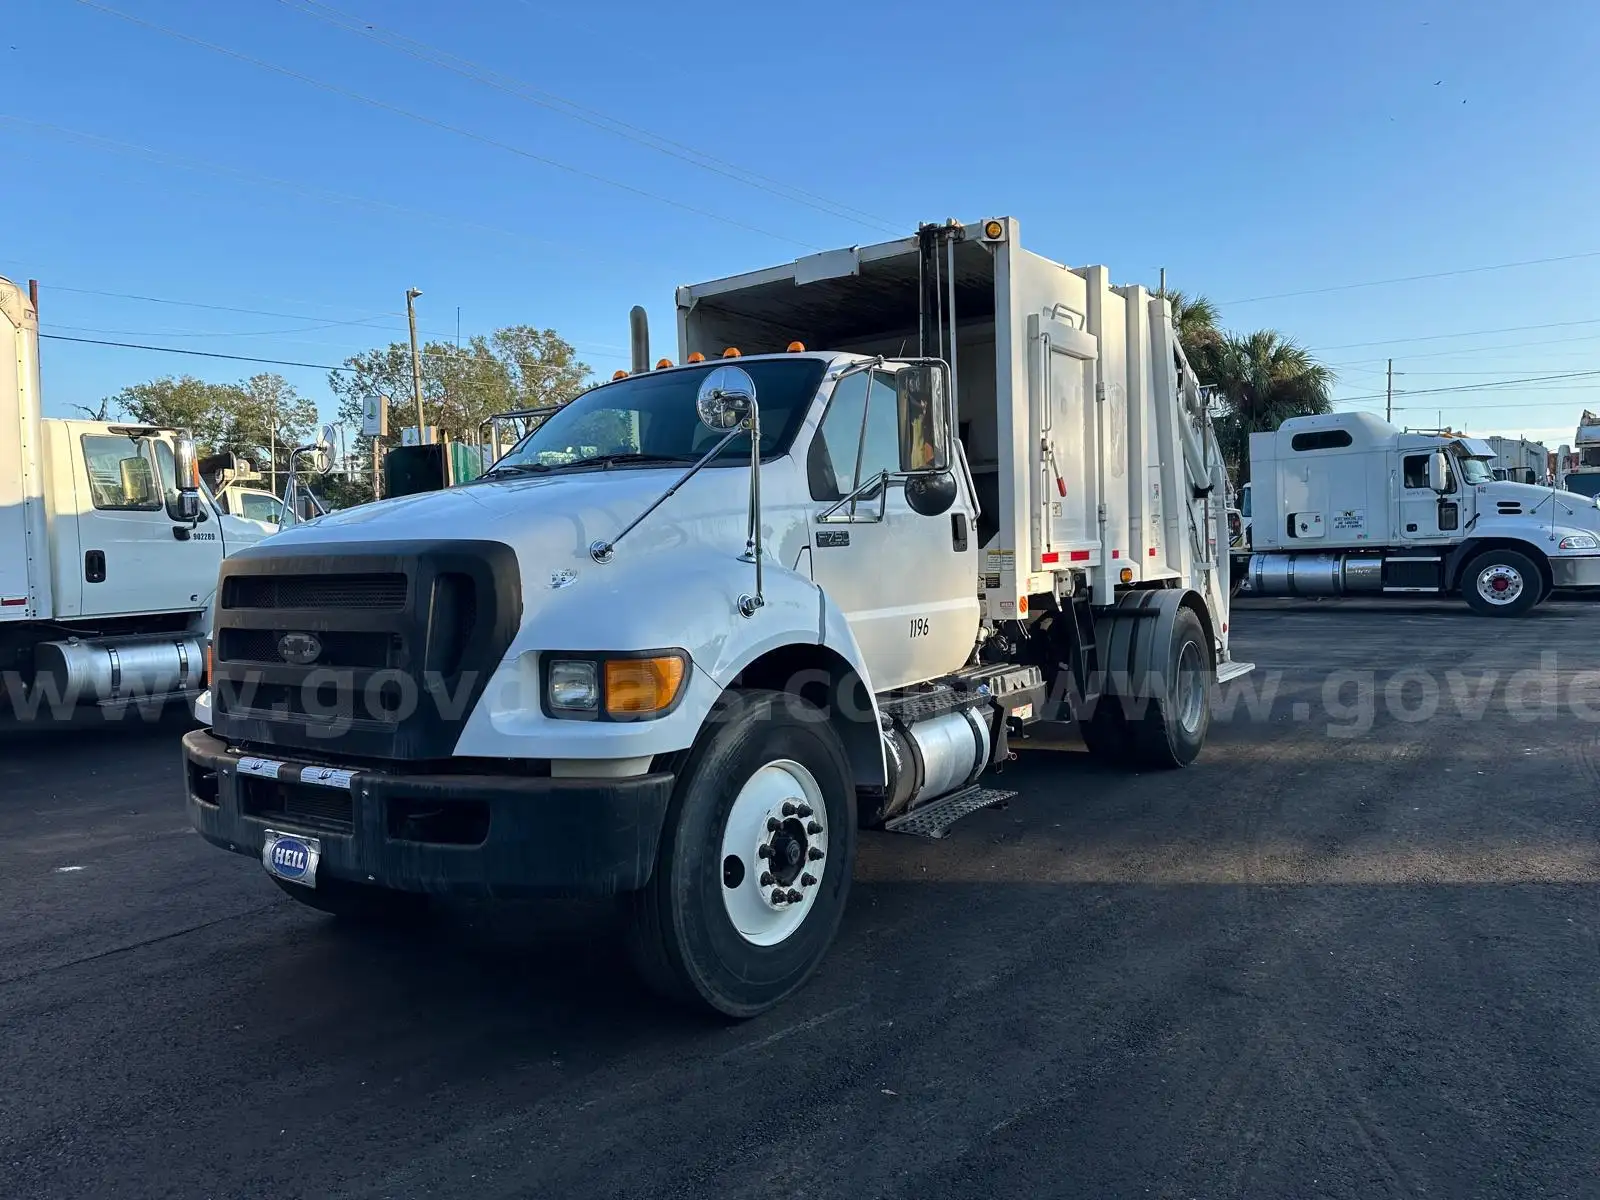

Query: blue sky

[3,0,1597,447]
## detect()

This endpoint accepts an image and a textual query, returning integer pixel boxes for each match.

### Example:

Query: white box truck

[1238,411,1600,615]
[181,218,1250,1016]
[1561,412,1600,498]
[0,276,269,716]
[1484,436,1550,485]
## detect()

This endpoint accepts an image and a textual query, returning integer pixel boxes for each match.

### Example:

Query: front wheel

[1461,548,1543,617]
[627,689,857,1018]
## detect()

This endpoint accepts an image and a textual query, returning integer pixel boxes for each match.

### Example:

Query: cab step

[883,785,1016,839]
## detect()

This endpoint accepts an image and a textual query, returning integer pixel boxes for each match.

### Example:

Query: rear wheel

[627,689,857,1018]
[1080,598,1213,769]
[1127,608,1212,768]
[1461,548,1543,617]
[272,876,430,923]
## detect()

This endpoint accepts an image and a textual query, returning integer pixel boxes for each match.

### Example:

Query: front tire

[627,689,857,1018]
[1461,548,1543,617]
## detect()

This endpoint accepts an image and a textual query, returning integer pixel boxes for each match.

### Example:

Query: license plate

[262,829,320,888]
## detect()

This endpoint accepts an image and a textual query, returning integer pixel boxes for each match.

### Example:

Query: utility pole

[1386,358,1393,423]
[269,388,278,496]
[406,287,425,442]
[1158,267,1166,298]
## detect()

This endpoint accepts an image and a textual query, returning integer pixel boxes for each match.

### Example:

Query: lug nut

[807,847,824,861]
[782,802,798,816]
[785,889,803,903]
[757,844,772,860]
[767,817,781,832]
[770,888,787,904]
[760,872,774,887]
[796,804,813,818]
[806,821,822,834]
[801,873,817,887]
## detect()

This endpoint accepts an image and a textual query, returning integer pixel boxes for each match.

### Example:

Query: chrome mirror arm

[589,425,744,563]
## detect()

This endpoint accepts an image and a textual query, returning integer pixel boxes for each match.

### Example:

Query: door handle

[951,512,969,552]
[172,526,192,542]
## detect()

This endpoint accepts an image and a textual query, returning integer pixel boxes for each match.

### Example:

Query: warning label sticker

[1333,509,1367,537]
[983,549,1014,591]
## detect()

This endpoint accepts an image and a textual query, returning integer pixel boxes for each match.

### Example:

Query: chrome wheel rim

[1476,564,1524,606]
[719,759,828,947]
[1175,640,1207,735]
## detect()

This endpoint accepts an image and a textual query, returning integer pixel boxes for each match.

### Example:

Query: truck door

[1397,451,1458,542]
[74,432,221,617]
[805,367,979,691]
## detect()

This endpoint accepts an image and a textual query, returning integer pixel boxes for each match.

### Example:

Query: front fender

[451,547,827,762]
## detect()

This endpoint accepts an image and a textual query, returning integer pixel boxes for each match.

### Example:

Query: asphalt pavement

[3,598,1598,1199]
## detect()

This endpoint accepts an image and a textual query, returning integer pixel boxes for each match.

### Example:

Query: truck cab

[1242,412,1600,614]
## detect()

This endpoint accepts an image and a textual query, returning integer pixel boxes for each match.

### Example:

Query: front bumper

[182,729,674,897]
[1549,555,1600,589]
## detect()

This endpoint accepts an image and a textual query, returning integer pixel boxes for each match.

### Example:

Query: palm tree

[1199,330,1334,482]
[1164,289,1221,354]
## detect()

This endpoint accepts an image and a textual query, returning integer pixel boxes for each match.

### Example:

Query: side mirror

[696,365,757,431]
[173,436,202,522]
[1427,451,1450,494]
[896,363,951,473]
[904,471,958,517]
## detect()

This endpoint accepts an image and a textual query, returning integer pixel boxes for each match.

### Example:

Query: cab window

[808,371,901,501]
[82,435,161,511]
[1402,453,1455,492]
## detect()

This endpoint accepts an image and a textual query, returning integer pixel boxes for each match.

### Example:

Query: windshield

[489,358,827,474]
[1566,473,1600,498]
[1459,457,1493,486]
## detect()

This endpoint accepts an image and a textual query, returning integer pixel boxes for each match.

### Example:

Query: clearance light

[605,655,687,717]
[1119,567,1134,584]
[612,369,629,381]
[982,219,1004,240]
[656,358,674,369]
[722,347,742,358]
[787,341,806,353]
[687,351,706,363]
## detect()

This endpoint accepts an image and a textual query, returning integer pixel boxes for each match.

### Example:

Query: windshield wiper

[568,452,698,470]
[482,461,553,478]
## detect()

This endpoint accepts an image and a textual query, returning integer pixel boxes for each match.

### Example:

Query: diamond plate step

[883,785,1016,839]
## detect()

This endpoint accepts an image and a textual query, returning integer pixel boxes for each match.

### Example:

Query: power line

[41,333,352,371]
[1326,330,1600,369]
[73,0,820,250]
[278,0,902,234]
[1336,369,1600,405]
[1313,315,1600,353]
[1221,249,1600,306]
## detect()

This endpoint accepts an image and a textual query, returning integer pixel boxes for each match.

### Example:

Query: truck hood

[259,468,751,563]
[1481,480,1600,531]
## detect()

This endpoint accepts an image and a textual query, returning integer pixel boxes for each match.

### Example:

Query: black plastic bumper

[182,729,674,898]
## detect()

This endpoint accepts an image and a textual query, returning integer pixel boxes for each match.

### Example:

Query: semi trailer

[0,276,269,716]
[181,217,1251,1016]
[1237,411,1600,615]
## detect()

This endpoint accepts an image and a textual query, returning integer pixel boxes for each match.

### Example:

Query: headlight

[545,652,689,719]
[1558,533,1599,550]
[548,659,599,711]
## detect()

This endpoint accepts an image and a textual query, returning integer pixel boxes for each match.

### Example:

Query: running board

[1216,660,1255,684]
[883,786,1015,839]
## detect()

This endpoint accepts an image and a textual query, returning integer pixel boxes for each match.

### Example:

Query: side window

[808,372,900,501]
[1402,453,1456,492]
[81,435,161,511]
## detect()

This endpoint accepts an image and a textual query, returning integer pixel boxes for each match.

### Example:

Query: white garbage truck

[181,217,1250,1016]
[1238,411,1600,615]
[0,276,271,718]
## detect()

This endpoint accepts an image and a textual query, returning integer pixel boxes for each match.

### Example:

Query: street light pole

[406,287,425,442]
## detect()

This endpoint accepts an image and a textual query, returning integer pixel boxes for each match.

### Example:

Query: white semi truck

[1238,411,1600,615]
[0,276,271,716]
[181,217,1250,1016]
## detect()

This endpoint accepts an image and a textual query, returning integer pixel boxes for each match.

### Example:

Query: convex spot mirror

[696,365,757,432]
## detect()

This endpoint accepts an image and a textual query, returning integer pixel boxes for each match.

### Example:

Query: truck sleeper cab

[1239,411,1600,615]
[183,217,1248,1017]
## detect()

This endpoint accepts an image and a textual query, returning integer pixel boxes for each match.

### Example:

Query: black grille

[217,628,398,669]
[238,775,354,834]
[223,573,407,610]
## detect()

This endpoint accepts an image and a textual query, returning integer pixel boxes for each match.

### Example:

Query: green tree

[1164,290,1222,354]
[1197,331,1335,482]
[107,372,319,478]
[327,326,589,447]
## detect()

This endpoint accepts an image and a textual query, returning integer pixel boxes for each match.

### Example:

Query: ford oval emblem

[269,836,313,880]
[277,632,323,665]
